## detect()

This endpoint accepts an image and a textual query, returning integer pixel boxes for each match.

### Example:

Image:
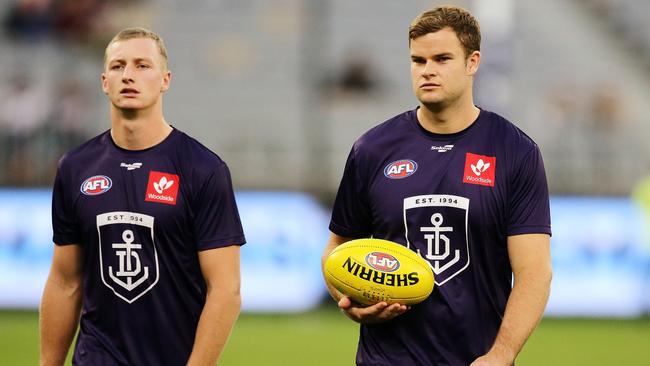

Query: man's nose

[121,65,135,83]
[423,61,436,76]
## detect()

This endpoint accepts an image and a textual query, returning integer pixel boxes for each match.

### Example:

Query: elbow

[514,261,553,290]
[47,272,83,299]
[231,291,242,314]
[536,258,553,287]
[206,286,242,314]
[223,284,241,312]
[545,262,553,287]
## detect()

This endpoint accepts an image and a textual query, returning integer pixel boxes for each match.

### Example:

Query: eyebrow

[411,52,454,59]
[108,57,154,64]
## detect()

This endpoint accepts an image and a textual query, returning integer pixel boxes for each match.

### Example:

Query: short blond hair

[104,27,169,70]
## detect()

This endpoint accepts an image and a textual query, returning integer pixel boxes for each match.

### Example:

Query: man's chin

[112,103,143,119]
[115,102,141,109]
[418,98,445,107]
[112,100,144,111]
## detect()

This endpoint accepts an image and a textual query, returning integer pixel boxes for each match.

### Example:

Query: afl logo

[384,159,417,179]
[80,175,112,196]
[365,252,400,272]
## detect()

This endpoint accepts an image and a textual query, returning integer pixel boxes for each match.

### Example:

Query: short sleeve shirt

[52,128,246,365]
[330,108,551,366]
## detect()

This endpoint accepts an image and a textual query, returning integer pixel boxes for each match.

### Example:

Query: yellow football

[324,238,434,305]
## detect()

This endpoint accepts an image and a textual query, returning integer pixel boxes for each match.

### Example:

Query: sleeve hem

[197,235,246,251]
[507,226,552,237]
[53,235,81,246]
[329,221,369,239]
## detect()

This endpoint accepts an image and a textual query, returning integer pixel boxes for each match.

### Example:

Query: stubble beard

[418,92,449,113]
[418,86,466,114]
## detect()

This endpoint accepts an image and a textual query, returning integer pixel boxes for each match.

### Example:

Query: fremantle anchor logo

[108,230,149,291]
[420,213,460,274]
[403,194,470,286]
[97,211,159,303]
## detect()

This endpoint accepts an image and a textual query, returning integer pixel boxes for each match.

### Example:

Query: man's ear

[101,73,108,95]
[161,70,171,92]
[466,51,481,76]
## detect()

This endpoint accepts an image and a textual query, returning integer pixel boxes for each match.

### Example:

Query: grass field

[2,307,649,365]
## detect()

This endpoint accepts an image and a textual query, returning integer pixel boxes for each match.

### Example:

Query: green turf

[0,310,40,365]
[2,308,649,365]
[516,317,650,365]
[221,306,359,365]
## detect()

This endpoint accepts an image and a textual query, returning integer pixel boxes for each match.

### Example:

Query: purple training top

[52,128,246,365]
[330,108,551,366]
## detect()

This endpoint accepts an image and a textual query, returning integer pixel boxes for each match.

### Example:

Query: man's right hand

[338,296,409,324]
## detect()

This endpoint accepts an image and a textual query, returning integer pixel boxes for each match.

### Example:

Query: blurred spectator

[3,0,127,48]
[590,86,623,131]
[52,0,104,43]
[49,77,93,158]
[320,47,383,99]
[3,0,53,41]
[587,85,632,194]
[0,70,51,185]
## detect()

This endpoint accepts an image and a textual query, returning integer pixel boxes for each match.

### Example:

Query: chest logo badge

[384,159,418,179]
[97,212,159,303]
[145,171,180,205]
[80,175,112,195]
[403,195,470,286]
[463,153,496,187]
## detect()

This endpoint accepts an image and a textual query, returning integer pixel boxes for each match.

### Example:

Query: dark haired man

[323,6,552,366]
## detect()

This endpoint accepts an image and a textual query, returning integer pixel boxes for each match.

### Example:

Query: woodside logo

[462,153,496,187]
[145,171,180,205]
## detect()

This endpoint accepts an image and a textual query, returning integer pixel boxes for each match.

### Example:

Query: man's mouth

[120,88,139,95]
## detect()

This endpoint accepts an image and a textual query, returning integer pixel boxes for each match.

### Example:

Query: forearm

[187,291,241,366]
[322,240,344,301]
[39,275,82,366]
[321,233,353,302]
[488,269,552,364]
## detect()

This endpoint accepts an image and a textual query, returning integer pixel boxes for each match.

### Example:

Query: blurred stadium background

[1,0,649,364]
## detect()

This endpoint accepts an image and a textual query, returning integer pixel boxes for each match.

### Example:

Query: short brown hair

[104,27,169,70]
[409,6,481,57]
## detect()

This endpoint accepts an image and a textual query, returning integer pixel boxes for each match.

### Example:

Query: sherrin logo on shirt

[384,159,418,179]
[463,152,496,187]
[80,175,112,195]
[145,171,180,205]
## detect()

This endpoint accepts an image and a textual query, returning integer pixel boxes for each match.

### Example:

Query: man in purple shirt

[323,6,552,366]
[40,28,246,365]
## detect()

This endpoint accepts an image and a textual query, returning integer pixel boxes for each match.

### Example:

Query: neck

[110,104,172,150]
[417,94,480,134]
